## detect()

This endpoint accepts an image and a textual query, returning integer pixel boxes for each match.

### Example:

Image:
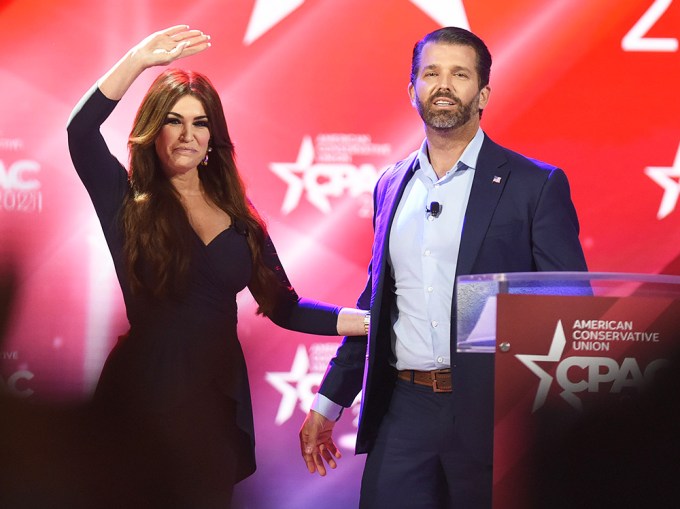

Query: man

[299,26,588,508]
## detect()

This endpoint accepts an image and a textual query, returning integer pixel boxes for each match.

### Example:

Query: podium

[456,272,680,509]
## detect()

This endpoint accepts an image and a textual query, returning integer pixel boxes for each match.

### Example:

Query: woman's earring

[201,146,212,166]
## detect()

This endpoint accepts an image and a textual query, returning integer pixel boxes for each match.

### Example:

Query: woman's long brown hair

[122,69,284,316]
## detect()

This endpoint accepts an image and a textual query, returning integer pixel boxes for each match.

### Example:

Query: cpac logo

[266,343,362,449]
[0,370,35,397]
[266,344,323,425]
[0,159,41,190]
[270,136,381,215]
[266,343,361,426]
[516,320,669,412]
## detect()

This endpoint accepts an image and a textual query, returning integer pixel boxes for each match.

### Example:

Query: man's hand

[299,410,341,476]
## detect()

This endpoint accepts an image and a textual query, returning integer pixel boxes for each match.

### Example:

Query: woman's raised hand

[130,25,211,68]
[98,25,211,101]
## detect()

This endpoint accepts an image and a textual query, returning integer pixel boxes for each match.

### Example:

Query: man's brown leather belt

[397,368,452,393]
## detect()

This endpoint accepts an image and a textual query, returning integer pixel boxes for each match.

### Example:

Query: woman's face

[154,95,211,177]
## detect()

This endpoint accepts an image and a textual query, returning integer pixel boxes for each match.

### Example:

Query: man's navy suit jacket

[319,134,588,464]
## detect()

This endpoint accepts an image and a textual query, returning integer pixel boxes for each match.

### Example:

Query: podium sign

[456,272,680,509]
[494,293,680,508]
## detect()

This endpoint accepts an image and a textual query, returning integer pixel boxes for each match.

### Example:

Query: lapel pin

[492,176,502,184]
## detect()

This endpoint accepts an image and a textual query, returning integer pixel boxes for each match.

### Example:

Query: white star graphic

[515,320,567,412]
[409,0,469,28]
[265,344,322,425]
[269,136,314,215]
[645,143,680,219]
[244,0,304,45]
[244,0,469,45]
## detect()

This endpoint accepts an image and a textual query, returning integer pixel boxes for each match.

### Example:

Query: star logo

[270,136,315,214]
[645,142,680,219]
[515,320,567,412]
[244,0,304,45]
[266,343,363,450]
[266,344,322,425]
[409,0,470,27]
[244,0,470,45]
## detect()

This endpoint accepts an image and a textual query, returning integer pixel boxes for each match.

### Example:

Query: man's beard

[415,92,478,130]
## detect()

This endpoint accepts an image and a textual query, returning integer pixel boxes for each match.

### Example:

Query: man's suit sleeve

[316,263,372,408]
[531,167,588,271]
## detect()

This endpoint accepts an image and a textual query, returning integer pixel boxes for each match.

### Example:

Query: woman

[67,26,366,508]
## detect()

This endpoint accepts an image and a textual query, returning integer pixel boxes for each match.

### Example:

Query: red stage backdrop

[1,1,679,507]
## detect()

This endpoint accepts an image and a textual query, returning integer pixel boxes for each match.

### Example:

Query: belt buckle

[431,370,451,393]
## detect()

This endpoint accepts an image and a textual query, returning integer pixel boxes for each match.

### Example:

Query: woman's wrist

[336,307,370,336]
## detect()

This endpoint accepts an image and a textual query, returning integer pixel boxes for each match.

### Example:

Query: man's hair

[410,26,492,89]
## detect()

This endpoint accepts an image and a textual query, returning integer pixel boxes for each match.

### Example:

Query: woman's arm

[259,235,368,336]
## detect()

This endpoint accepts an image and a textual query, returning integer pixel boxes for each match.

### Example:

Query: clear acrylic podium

[456,272,680,509]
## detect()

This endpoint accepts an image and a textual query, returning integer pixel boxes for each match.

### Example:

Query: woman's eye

[195,121,209,128]
[163,118,181,125]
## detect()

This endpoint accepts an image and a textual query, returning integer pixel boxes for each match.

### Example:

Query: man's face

[408,42,490,130]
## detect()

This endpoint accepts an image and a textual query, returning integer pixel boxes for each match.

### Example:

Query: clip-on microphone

[427,201,442,218]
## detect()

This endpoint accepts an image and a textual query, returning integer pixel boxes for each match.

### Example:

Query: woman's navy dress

[67,85,339,505]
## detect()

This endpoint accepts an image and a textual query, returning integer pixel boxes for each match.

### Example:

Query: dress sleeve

[67,84,130,232]
[260,234,341,335]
